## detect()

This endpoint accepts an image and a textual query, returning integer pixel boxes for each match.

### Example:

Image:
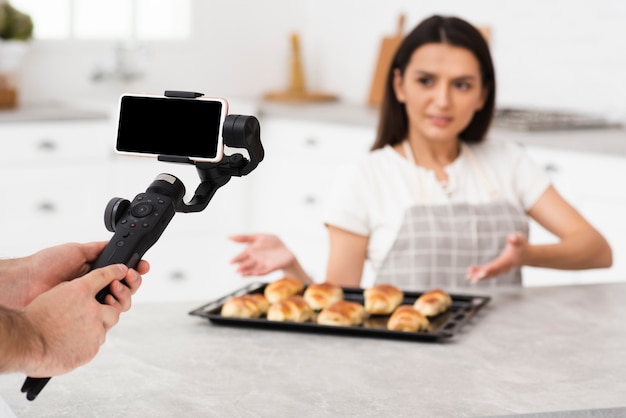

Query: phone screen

[116,95,226,160]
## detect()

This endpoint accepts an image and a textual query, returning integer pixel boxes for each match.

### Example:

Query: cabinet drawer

[0,164,108,250]
[133,234,248,302]
[261,118,373,164]
[525,146,626,201]
[0,120,112,166]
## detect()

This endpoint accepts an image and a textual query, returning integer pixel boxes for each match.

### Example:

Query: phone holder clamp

[158,90,264,213]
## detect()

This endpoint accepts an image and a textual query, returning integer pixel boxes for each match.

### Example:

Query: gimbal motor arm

[158,91,264,213]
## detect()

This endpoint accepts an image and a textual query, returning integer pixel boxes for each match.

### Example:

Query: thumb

[507,232,525,246]
[81,241,109,261]
[229,234,254,243]
[81,264,129,296]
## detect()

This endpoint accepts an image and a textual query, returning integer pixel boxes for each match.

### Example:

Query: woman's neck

[396,137,461,181]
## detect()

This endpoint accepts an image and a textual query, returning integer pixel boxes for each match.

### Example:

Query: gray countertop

[2,99,624,157]
[1,282,625,417]
[257,100,626,157]
[0,102,110,123]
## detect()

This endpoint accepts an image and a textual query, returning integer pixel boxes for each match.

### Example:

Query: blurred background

[2,0,625,300]
[5,0,626,119]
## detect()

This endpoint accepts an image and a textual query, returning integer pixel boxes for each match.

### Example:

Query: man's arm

[0,306,43,374]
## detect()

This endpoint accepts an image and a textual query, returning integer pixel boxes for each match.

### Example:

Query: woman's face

[393,43,487,144]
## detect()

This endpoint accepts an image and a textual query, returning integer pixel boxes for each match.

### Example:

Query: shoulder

[465,139,531,170]
[359,145,405,170]
[332,145,408,198]
[466,138,525,159]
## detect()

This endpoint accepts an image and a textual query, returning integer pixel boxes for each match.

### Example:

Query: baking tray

[189,282,490,342]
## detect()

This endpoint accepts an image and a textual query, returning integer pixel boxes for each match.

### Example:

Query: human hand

[229,234,296,276]
[466,232,527,282]
[20,263,143,377]
[1,242,149,310]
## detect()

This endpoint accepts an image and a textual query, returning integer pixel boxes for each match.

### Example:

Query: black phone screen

[116,95,224,159]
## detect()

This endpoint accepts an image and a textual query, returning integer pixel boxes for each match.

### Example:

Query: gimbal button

[131,202,154,218]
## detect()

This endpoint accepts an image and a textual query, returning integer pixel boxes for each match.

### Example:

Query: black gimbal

[21,90,264,401]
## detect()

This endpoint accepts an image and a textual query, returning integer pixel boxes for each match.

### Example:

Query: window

[10,0,191,40]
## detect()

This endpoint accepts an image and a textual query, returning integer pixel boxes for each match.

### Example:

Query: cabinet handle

[169,270,186,281]
[37,202,56,213]
[304,195,317,205]
[37,140,57,151]
[544,163,558,173]
[305,137,318,147]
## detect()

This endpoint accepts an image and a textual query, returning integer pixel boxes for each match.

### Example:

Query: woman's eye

[418,77,433,86]
[455,81,471,90]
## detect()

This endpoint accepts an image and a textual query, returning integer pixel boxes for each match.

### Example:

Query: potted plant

[0,1,33,108]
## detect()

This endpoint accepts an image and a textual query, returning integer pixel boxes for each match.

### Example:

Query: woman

[230,15,612,289]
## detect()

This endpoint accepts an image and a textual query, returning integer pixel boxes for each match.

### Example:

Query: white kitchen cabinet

[131,232,251,303]
[0,120,112,257]
[3,107,623,301]
[523,145,626,286]
[248,116,374,281]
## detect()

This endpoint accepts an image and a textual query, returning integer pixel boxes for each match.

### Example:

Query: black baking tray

[189,282,490,342]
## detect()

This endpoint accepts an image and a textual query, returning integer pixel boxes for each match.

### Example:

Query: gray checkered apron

[375,142,528,290]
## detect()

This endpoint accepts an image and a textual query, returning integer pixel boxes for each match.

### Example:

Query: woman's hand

[466,232,527,282]
[229,234,296,277]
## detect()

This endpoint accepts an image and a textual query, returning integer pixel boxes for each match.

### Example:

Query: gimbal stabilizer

[21,90,264,401]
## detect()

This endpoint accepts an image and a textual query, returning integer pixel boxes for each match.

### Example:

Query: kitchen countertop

[0,101,110,123]
[258,100,626,157]
[1,282,625,417]
[2,99,624,157]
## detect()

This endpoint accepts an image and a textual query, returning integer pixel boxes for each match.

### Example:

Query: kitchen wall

[16,0,626,120]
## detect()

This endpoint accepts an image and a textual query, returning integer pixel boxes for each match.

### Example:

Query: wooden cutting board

[367,15,405,107]
[264,33,337,103]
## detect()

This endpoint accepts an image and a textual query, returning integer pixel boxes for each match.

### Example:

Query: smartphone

[115,93,229,163]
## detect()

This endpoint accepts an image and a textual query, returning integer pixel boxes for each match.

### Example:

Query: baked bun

[413,289,452,317]
[221,293,269,318]
[264,277,304,304]
[303,282,344,310]
[363,284,403,315]
[386,305,429,332]
[266,296,313,322]
[317,300,365,327]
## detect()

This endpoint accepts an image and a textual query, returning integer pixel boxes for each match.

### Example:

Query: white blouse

[323,139,552,273]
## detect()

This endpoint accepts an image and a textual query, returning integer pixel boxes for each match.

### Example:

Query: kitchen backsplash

[14,0,626,120]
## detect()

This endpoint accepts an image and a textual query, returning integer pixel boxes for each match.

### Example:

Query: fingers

[104,267,143,311]
[135,259,150,275]
[466,257,509,283]
[235,259,270,276]
[124,268,143,295]
[83,264,128,296]
[229,234,256,244]
[466,266,488,282]
[80,241,109,262]
[230,250,248,264]
[100,302,122,331]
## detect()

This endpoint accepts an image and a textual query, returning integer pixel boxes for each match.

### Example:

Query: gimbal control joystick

[94,173,185,303]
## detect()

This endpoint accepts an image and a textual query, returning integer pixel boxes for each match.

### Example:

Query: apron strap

[402,140,500,201]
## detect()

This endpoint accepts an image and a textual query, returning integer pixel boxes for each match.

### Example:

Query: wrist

[0,257,32,309]
[282,257,313,284]
[0,306,45,375]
